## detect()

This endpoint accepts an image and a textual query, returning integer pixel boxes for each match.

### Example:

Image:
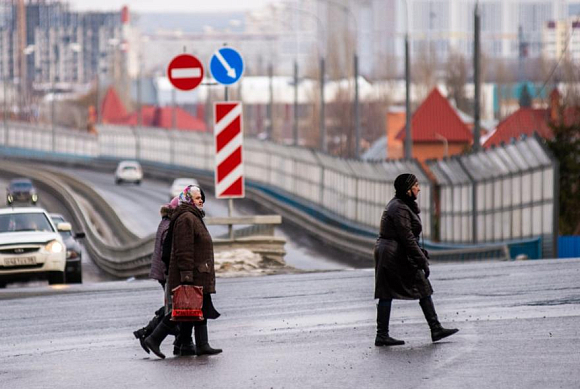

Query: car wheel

[115,179,121,185]
[67,269,83,284]
[0,282,6,289]
[135,180,141,185]
[47,272,65,285]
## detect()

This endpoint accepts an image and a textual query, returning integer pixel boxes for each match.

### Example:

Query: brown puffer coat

[166,203,216,294]
[374,197,433,300]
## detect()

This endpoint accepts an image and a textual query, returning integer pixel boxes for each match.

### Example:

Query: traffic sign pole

[225,86,233,240]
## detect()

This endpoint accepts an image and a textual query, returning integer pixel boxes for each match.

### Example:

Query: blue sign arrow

[209,47,244,86]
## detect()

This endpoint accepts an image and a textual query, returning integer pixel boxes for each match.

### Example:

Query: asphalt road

[1,258,579,388]
[56,167,357,270]
[1,166,355,288]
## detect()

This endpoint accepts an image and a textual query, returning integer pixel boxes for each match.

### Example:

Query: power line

[536,14,580,99]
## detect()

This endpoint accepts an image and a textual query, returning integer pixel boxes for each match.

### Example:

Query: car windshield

[123,166,137,171]
[0,213,54,233]
[11,182,32,190]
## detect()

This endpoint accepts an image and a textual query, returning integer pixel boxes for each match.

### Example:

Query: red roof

[396,88,472,143]
[101,87,128,124]
[100,86,206,132]
[483,108,552,148]
[120,106,206,131]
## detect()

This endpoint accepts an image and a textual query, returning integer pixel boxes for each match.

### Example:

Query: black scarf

[394,173,420,215]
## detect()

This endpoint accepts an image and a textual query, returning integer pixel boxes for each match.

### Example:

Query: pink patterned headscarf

[178,185,200,206]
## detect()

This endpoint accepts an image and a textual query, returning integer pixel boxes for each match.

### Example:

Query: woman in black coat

[374,173,458,346]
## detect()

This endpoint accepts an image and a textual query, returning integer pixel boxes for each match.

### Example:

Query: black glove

[421,248,430,259]
[423,266,430,279]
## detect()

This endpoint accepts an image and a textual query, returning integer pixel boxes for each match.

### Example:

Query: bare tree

[560,55,580,106]
[445,50,469,113]
[413,42,439,102]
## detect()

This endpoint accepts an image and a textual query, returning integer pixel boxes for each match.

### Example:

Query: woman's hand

[423,266,430,279]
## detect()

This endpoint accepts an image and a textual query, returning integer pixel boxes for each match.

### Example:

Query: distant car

[50,213,85,284]
[6,178,38,205]
[0,207,66,288]
[169,177,199,201]
[114,161,143,185]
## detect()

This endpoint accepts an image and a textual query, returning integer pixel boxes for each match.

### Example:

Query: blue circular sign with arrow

[209,47,244,86]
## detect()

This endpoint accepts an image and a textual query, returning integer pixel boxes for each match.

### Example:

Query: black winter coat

[374,197,433,300]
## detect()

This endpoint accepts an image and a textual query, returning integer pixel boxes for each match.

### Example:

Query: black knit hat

[394,173,418,195]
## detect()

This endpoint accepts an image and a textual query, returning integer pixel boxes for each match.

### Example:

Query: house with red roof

[394,88,473,163]
[483,89,579,148]
[100,86,207,131]
[483,108,552,148]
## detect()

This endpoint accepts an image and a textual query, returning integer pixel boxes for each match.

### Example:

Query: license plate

[4,257,36,266]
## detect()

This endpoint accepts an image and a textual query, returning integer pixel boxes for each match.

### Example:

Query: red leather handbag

[171,285,204,322]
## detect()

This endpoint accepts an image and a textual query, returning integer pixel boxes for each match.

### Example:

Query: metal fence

[0,122,433,239]
[427,134,558,258]
[1,122,558,256]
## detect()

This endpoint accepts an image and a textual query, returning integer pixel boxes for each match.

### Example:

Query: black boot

[133,306,165,354]
[419,296,459,342]
[194,323,222,356]
[173,322,196,356]
[375,300,405,346]
[144,321,172,359]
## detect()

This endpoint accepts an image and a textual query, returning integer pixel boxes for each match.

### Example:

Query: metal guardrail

[0,160,286,278]
[1,155,514,266]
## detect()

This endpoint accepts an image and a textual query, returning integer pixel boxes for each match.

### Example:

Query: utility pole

[354,53,360,158]
[268,62,274,140]
[473,3,481,151]
[320,56,326,152]
[293,60,298,146]
[404,33,412,159]
[137,66,142,127]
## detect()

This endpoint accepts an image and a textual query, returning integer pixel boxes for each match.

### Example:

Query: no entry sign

[214,102,244,199]
[167,54,204,91]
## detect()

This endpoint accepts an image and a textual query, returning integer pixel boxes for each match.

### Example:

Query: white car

[169,177,199,201]
[114,160,143,185]
[0,207,66,287]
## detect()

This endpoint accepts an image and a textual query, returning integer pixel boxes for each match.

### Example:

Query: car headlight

[45,240,64,253]
[66,250,79,259]
[32,194,38,202]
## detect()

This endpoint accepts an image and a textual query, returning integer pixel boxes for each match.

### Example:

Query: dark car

[50,214,85,284]
[6,178,38,205]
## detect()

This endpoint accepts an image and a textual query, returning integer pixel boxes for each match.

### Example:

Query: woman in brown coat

[145,185,222,359]
[374,173,458,346]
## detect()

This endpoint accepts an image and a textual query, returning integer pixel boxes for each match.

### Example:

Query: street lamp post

[283,4,327,152]
[317,0,359,158]
[473,2,481,151]
[402,0,413,160]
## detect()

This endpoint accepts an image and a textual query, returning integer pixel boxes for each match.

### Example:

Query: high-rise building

[542,18,580,62]
[250,0,580,79]
[0,1,124,88]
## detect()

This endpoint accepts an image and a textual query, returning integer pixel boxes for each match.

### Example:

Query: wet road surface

[1,258,579,388]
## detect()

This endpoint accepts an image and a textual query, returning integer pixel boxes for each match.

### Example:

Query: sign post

[214,102,244,239]
[210,47,245,240]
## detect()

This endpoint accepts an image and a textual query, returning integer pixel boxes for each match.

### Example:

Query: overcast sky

[68,0,276,13]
